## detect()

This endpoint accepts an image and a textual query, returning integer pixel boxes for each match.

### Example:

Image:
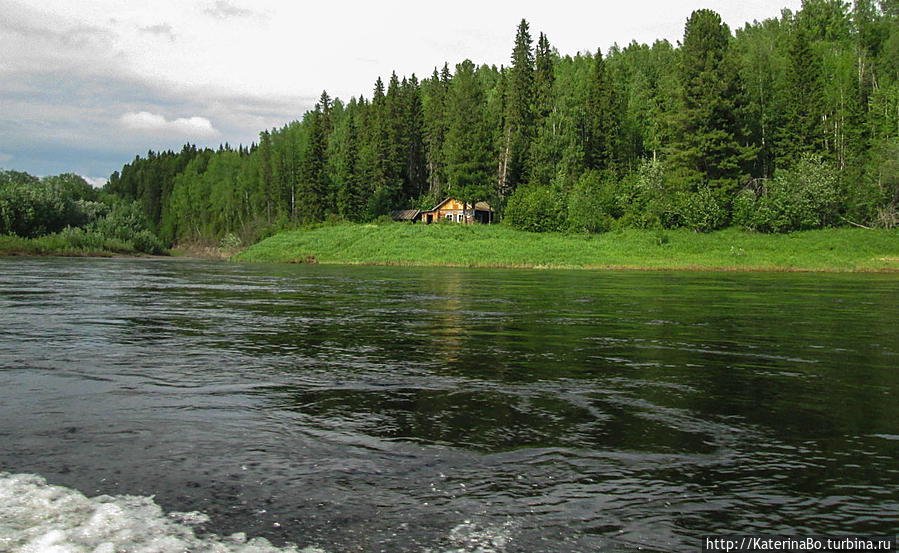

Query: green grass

[233,223,899,272]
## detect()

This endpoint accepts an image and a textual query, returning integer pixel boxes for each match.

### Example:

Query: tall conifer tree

[585,48,619,171]
[534,32,555,122]
[299,101,330,222]
[777,24,826,167]
[423,66,450,199]
[500,19,536,196]
[445,60,493,215]
[668,9,754,191]
[401,75,427,201]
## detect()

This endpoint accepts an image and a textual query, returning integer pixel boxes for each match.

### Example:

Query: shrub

[91,201,166,254]
[504,185,566,232]
[677,187,729,232]
[734,154,841,233]
[617,159,678,229]
[566,170,618,233]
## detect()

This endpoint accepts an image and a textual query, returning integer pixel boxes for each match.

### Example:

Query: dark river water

[0,257,897,552]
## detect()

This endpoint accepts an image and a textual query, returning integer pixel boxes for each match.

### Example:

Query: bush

[853,140,899,228]
[91,201,166,254]
[504,185,566,232]
[734,154,841,233]
[677,187,729,232]
[617,159,679,229]
[566,170,618,233]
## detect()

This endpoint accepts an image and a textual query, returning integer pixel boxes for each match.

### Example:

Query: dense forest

[101,1,898,246]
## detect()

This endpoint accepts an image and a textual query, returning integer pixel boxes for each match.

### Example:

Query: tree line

[103,1,899,246]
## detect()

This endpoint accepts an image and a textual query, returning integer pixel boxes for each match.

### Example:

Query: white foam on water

[0,473,324,553]
[433,520,516,553]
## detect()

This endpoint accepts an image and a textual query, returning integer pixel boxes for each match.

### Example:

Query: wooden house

[418,198,494,224]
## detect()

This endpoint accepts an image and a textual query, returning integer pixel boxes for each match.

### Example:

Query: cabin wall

[435,199,466,223]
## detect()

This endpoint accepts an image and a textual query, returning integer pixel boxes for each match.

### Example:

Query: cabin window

[457,213,463,222]
[445,213,452,221]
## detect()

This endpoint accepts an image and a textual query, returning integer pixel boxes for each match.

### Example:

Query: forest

[93,1,899,246]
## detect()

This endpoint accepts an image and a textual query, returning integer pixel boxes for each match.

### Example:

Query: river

[1,257,896,552]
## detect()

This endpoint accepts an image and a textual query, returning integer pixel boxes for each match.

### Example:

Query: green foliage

[298,105,330,223]
[0,173,95,237]
[618,158,678,229]
[668,9,755,193]
[585,49,620,171]
[504,185,565,232]
[414,191,440,211]
[851,139,899,227]
[777,25,826,167]
[0,169,166,255]
[677,187,730,232]
[444,60,493,207]
[500,19,537,193]
[733,154,842,232]
[367,186,395,218]
[90,201,167,254]
[57,227,133,254]
[565,170,618,233]
[220,232,242,249]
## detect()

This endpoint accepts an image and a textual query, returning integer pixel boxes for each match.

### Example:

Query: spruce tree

[444,60,493,216]
[500,19,536,196]
[299,103,329,222]
[336,100,363,220]
[585,48,619,172]
[423,67,449,199]
[259,130,274,221]
[367,77,394,214]
[534,32,555,122]
[401,75,427,201]
[777,24,826,167]
[668,9,754,192]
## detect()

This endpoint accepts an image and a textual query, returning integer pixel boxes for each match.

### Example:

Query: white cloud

[119,111,219,138]
[80,175,107,188]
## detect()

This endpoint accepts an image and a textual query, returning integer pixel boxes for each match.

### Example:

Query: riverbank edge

[232,224,899,273]
[0,235,250,259]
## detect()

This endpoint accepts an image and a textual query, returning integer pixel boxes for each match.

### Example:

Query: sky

[0,0,803,186]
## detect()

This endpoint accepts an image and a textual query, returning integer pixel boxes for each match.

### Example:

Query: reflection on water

[0,257,897,552]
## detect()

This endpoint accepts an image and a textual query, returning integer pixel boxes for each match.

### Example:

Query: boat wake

[1,472,518,553]
[0,472,323,553]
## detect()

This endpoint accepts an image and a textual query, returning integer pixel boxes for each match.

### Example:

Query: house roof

[390,209,421,221]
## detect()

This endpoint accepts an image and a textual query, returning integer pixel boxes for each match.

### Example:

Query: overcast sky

[1,0,802,185]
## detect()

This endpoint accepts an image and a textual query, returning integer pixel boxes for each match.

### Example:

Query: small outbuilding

[390,209,422,222]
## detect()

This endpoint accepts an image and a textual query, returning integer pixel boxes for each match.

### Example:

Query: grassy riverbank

[233,223,899,272]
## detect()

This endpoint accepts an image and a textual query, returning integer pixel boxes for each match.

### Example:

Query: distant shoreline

[231,223,899,273]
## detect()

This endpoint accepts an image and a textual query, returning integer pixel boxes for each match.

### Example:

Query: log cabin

[392,199,494,224]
